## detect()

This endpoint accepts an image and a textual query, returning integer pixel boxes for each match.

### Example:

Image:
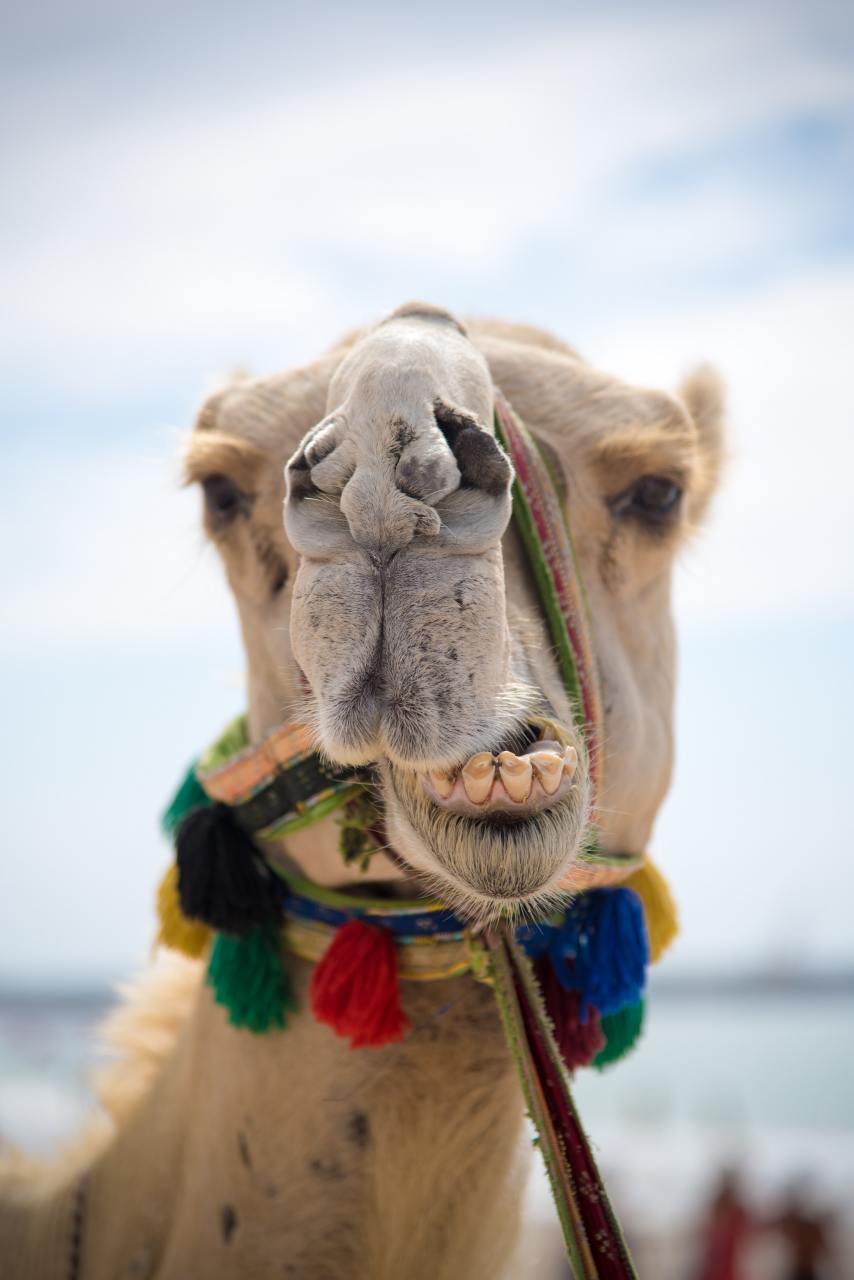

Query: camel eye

[611,475,683,526]
[202,473,248,527]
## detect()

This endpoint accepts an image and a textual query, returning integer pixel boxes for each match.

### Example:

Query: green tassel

[161,762,211,838]
[594,1000,645,1069]
[337,790,382,869]
[207,926,296,1033]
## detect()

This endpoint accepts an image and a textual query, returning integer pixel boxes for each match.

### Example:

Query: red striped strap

[494,393,605,800]
[488,932,638,1279]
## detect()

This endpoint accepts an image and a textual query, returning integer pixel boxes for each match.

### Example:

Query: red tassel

[309,920,411,1048]
[535,957,605,1071]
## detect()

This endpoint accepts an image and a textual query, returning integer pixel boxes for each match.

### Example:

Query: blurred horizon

[2,0,854,985]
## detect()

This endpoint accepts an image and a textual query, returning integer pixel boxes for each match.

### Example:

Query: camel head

[185,304,723,921]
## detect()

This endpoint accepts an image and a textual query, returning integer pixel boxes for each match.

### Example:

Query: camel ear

[679,364,726,522]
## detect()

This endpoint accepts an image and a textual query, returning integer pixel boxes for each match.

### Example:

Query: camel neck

[75,963,527,1280]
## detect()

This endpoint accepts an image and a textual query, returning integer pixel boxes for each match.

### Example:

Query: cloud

[2,0,852,398]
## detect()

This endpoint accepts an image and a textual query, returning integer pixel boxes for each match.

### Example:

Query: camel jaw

[379,727,591,922]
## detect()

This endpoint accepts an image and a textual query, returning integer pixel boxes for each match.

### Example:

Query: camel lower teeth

[461,752,495,804]
[429,740,578,807]
[430,770,455,799]
[497,751,533,802]
[529,750,563,795]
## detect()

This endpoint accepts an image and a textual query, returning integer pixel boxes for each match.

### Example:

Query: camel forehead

[187,310,494,483]
[541,359,692,442]
[326,310,495,435]
[187,317,696,494]
[285,310,500,552]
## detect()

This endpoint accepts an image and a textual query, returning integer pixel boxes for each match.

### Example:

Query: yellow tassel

[156,864,211,959]
[625,859,679,963]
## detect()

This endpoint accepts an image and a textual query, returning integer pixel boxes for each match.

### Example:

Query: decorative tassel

[594,1000,645,1069]
[515,918,561,960]
[161,762,210,838]
[535,957,605,1071]
[625,860,678,963]
[155,864,211,958]
[310,920,411,1049]
[548,888,649,1019]
[207,926,295,1033]
[176,802,282,935]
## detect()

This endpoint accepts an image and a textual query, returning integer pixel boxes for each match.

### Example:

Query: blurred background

[1,0,852,1275]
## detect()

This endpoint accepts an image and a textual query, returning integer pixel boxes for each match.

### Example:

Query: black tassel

[176,803,282,935]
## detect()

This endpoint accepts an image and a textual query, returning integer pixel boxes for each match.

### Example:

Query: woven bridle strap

[492,394,638,1279]
[488,932,637,1279]
[195,717,363,839]
[186,711,639,895]
[494,393,605,800]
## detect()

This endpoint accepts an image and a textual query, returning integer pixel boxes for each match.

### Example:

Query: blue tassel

[528,889,649,1020]
[515,920,556,959]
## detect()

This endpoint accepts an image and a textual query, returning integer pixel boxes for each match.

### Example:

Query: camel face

[283,305,591,916]
[184,307,723,920]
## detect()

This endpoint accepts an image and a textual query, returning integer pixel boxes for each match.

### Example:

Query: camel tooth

[461,753,496,805]
[563,746,578,777]
[497,751,533,803]
[430,770,455,799]
[529,750,563,795]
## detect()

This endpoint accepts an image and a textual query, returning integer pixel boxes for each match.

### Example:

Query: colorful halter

[154,394,679,1278]
[494,393,604,798]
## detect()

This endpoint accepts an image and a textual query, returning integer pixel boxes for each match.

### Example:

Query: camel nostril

[395,432,461,506]
[433,400,513,497]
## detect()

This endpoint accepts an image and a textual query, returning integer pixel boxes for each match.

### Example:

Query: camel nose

[338,465,441,555]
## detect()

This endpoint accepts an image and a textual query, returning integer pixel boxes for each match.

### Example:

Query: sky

[1,0,853,983]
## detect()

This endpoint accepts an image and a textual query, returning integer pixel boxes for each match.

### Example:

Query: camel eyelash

[609,474,684,528]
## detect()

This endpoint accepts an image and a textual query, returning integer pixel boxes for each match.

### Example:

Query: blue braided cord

[281,885,467,938]
[280,880,647,1018]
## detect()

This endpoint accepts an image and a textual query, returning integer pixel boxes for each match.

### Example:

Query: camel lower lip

[383,734,590,917]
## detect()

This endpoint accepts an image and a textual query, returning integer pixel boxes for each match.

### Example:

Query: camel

[0,304,723,1279]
